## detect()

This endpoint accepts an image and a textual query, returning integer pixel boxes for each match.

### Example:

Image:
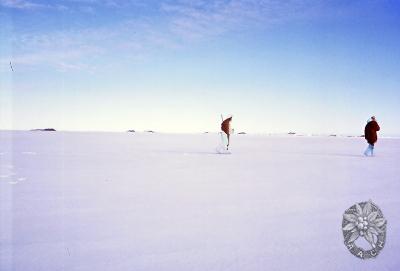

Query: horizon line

[1,129,399,138]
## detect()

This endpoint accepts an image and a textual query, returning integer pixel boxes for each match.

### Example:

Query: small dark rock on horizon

[30,128,56,132]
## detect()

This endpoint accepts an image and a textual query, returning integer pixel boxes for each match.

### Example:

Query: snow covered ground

[1,131,399,271]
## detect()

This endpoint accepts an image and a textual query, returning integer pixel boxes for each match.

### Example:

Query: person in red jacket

[221,116,233,150]
[364,116,380,156]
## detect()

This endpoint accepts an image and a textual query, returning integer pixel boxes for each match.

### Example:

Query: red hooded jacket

[364,120,380,145]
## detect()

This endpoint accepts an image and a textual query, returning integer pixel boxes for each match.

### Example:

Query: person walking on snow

[364,116,380,156]
[221,116,233,150]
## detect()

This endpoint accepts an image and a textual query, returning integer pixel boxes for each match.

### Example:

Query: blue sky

[1,0,399,134]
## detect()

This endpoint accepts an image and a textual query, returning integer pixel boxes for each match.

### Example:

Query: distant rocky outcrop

[127,130,135,133]
[238,132,246,135]
[145,130,155,133]
[288,132,296,135]
[30,128,56,132]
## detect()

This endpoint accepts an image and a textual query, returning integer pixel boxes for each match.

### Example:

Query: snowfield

[1,131,399,271]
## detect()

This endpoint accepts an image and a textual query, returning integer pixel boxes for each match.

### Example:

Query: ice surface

[1,131,399,271]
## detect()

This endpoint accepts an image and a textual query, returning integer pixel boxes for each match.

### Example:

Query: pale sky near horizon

[1,0,399,135]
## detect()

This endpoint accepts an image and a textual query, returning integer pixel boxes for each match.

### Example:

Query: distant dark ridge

[30,128,56,131]
[238,132,246,135]
[127,130,135,133]
[145,130,155,133]
[288,132,296,135]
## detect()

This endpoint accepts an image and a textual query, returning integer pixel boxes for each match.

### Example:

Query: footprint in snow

[21,151,37,155]
[0,172,15,179]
